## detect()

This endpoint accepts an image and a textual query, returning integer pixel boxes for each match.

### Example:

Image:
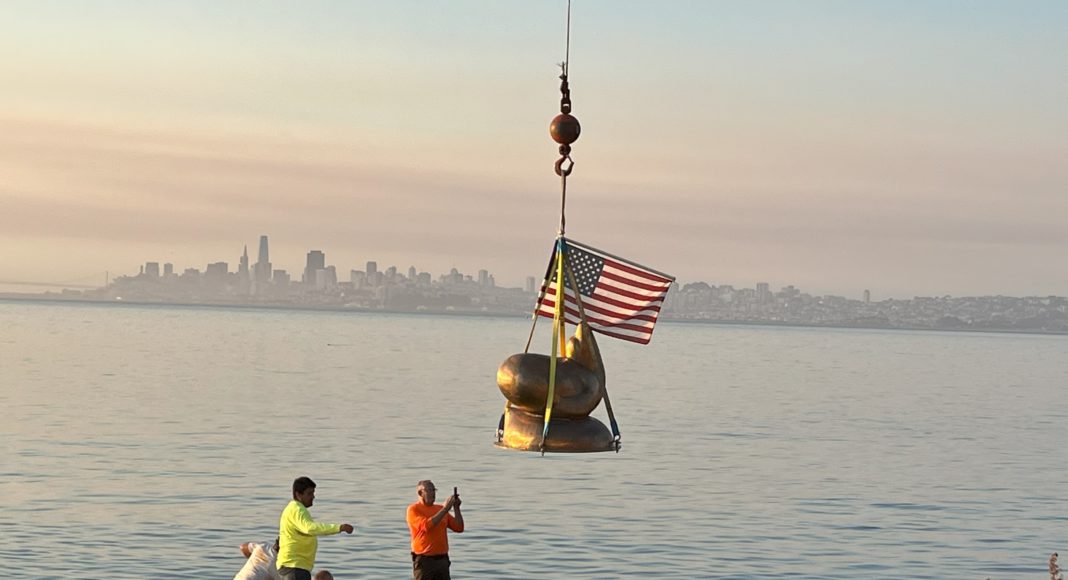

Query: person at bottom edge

[234,539,281,580]
[406,480,465,580]
[277,476,354,580]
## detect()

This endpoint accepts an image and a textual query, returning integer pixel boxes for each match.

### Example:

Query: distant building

[366,261,377,276]
[145,262,160,278]
[272,269,290,286]
[304,250,325,285]
[351,269,366,284]
[478,269,490,288]
[163,263,174,276]
[526,276,537,294]
[756,282,771,303]
[205,262,228,281]
[408,266,417,281]
[315,266,337,290]
[238,245,249,280]
[254,235,271,286]
[864,289,871,303]
[442,268,463,286]
[779,285,800,300]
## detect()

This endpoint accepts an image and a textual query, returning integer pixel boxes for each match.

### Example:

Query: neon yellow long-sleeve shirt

[276,500,342,571]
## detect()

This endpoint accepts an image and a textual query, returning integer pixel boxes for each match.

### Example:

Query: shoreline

[3,292,1066,338]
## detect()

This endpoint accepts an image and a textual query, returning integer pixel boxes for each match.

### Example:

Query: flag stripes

[535,239,673,345]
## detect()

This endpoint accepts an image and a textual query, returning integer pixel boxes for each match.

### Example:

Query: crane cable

[540,0,579,454]
[497,1,581,452]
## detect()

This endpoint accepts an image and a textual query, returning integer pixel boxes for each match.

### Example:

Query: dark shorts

[278,567,312,580]
[412,552,451,580]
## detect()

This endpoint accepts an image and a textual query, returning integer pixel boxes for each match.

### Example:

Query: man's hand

[443,494,457,510]
[452,494,461,509]
[340,524,354,534]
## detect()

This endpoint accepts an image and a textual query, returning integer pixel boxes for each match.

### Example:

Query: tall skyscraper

[238,245,249,279]
[254,235,271,285]
[304,250,326,285]
[408,266,417,280]
[257,236,268,265]
[366,261,377,276]
[145,262,160,278]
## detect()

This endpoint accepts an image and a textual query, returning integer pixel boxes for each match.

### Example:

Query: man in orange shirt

[406,480,464,580]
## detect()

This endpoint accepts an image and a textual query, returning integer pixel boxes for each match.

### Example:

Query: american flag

[537,238,674,345]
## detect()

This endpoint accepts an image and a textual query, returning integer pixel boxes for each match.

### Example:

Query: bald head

[314,571,334,580]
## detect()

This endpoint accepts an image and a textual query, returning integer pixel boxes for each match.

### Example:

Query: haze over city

[2,1,1066,298]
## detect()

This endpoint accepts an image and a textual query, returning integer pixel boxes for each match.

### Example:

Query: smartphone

[453,486,459,497]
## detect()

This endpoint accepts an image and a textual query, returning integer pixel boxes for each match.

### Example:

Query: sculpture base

[495,406,617,453]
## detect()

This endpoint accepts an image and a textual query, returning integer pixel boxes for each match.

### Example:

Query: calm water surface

[1,300,1066,579]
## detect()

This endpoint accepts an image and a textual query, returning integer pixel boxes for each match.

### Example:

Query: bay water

[1,300,1065,578]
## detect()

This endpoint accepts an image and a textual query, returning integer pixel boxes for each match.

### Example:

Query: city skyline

[8,232,1066,336]
[9,231,1067,304]
[6,231,1068,301]
[2,2,1066,298]
[117,236,513,291]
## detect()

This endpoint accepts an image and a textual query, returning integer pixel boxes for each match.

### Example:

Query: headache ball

[549,113,581,145]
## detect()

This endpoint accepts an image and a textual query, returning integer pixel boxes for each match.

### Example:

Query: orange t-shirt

[407,502,464,556]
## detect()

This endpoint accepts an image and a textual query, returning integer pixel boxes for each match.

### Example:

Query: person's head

[416,479,436,506]
[273,538,280,552]
[293,476,317,507]
[313,571,334,580]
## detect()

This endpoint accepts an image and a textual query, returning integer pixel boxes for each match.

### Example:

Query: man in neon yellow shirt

[277,476,354,580]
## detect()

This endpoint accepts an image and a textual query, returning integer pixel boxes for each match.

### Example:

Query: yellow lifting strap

[540,237,568,453]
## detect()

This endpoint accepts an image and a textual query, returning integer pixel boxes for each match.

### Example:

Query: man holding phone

[406,480,465,580]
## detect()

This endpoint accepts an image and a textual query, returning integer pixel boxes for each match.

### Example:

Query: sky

[1,1,1066,298]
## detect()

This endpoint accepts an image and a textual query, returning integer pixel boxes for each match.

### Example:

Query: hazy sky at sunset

[2,1,1066,298]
